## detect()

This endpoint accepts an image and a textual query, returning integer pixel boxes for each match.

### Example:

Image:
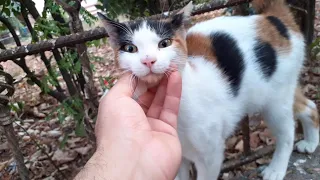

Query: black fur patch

[171,13,184,30]
[267,16,289,39]
[145,20,175,38]
[210,32,245,96]
[254,40,277,79]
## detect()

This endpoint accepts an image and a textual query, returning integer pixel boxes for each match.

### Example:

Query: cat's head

[98,2,193,85]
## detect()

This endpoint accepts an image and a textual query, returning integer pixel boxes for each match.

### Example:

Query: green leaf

[68,1,76,6]
[26,79,35,85]
[59,134,69,149]
[57,110,65,123]
[2,7,11,16]
[9,103,20,113]
[74,60,82,73]
[95,4,104,10]
[75,121,86,137]
[17,102,24,110]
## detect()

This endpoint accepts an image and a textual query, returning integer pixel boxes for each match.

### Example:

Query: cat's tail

[251,0,287,14]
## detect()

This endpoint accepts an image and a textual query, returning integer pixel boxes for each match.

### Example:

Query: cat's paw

[295,140,318,154]
[261,166,285,180]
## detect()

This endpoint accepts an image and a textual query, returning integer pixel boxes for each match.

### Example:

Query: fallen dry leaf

[52,148,77,164]
[259,129,272,143]
[74,145,93,155]
[250,131,261,149]
[67,137,83,148]
[256,158,271,165]
[47,130,62,138]
[226,136,238,150]
[235,140,244,152]
[29,150,42,162]
[0,160,9,172]
[32,107,46,118]
[0,142,9,151]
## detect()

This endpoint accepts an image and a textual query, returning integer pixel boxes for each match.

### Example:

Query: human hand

[74,71,182,180]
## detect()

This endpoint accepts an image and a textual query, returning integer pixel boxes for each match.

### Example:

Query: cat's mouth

[138,63,179,85]
[139,72,164,85]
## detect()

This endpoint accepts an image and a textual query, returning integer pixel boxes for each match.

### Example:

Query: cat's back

[183,13,305,114]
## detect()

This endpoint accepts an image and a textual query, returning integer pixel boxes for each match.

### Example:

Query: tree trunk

[304,0,315,45]
[0,106,30,180]
[55,0,98,142]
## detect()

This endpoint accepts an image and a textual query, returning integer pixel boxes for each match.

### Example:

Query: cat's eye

[122,44,138,53]
[158,39,172,48]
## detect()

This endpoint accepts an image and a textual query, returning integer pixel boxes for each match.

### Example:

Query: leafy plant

[33,17,69,40]
[80,7,98,27]
[95,0,159,20]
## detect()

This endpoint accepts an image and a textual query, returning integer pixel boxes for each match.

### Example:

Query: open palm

[81,72,182,180]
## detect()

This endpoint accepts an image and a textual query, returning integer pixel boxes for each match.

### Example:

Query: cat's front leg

[261,101,295,180]
[193,140,225,180]
[175,157,191,180]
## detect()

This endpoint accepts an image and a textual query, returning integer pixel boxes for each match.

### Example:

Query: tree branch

[55,0,78,12]
[0,15,21,46]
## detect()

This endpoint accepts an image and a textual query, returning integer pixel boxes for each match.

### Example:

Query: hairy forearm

[74,141,142,180]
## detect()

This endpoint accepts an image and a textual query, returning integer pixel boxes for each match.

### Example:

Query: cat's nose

[141,58,157,68]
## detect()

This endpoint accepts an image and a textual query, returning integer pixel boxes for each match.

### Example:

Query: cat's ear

[98,12,122,48]
[171,1,194,29]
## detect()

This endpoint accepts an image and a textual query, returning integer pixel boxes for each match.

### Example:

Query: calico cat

[97,0,319,179]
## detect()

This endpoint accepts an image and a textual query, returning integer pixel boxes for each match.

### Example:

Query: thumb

[104,73,137,101]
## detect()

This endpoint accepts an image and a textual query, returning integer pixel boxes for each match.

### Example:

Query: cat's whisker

[109,23,133,36]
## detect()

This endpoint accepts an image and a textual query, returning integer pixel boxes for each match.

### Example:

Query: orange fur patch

[186,33,216,63]
[173,31,188,53]
[294,87,319,128]
[256,17,291,53]
[253,0,300,33]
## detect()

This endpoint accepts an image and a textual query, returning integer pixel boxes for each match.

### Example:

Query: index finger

[101,73,137,102]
